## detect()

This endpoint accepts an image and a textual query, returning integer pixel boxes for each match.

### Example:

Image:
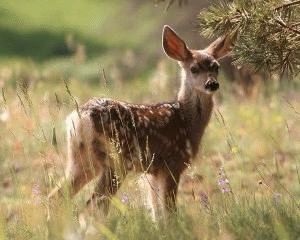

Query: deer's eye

[190,65,200,74]
[209,61,219,73]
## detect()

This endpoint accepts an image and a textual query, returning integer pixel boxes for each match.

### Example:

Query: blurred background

[0,1,209,91]
[0,1,299,239]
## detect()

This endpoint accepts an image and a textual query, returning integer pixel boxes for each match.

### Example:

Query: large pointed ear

[205,35,233,60]
[162,25,192,61]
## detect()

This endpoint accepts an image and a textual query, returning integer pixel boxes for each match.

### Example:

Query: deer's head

[162,25,232,95]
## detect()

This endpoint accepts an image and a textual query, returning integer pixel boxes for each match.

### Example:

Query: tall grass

[0,60,299,239]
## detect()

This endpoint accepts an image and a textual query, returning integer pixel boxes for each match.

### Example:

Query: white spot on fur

[164,117,169,124]
[186,140,192,156]
[165,110,172,117]
[173,103,180,109]
[163,103,171,108]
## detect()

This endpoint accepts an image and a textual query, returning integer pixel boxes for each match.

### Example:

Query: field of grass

[0,1,299,240]
[0,62,299,239]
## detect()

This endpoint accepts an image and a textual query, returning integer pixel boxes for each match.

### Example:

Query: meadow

[0,1,299,239]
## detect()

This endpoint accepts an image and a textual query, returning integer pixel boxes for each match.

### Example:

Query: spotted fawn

[48,25,232,219]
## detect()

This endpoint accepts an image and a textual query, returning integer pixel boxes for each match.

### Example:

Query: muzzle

[204,79,219,92]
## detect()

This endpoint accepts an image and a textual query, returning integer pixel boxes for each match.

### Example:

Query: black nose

[205,80,219,92]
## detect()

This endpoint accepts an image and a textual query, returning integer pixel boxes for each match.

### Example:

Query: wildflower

[220,186,231,193]
[199,191,210,210]
[218,178,230,186]
[217,167,232,194]
[121,192,129,204]
[32,183,42,205]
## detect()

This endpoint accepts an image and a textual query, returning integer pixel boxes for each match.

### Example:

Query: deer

[48,25,232,219]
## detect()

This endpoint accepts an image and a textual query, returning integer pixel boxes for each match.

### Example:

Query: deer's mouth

[204,79,219,92]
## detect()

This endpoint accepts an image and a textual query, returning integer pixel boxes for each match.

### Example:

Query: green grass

[0,0,166,85]
[0,62,299,239]
[0,0,164,61]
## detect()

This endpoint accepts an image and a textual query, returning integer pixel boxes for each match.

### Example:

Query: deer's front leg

[139,173,162,220]
[141,169,180,220]
[163,172,180,213]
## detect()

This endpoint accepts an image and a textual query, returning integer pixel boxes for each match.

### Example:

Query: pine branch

[291,22,300,27]
[198,0,300,79]
[275,0,300,10]
[275,17,300,35]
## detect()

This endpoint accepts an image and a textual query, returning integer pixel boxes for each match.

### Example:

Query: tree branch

[275,0,300,11]
[291,22,300,27]
[275,18,300,35]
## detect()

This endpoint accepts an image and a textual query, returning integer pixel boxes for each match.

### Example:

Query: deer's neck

[177,71,214,156]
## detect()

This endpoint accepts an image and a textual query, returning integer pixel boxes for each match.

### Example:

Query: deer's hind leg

[48,139,104,201]
[86,167,124,215]
[48,112,105,200]
[64,139,105,198]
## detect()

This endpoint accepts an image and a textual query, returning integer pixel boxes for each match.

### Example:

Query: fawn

[48,25,231,219]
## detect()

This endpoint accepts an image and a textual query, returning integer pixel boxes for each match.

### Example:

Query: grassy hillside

[0,72,299,239]
[0,0,170,85]
[0,0,209,84]
[0,1,158,58]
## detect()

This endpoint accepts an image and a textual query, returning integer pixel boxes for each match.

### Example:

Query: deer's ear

[205,35,233,60]
[162,25,192,61]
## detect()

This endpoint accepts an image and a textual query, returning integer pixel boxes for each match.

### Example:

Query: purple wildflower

[217,167,232,194]
[32,183,41,205]
[199,191,210,210]
[121,193,129,204]
[221,187,231,193]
